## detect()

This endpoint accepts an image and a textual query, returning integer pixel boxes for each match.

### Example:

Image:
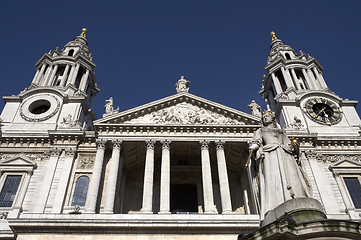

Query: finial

[270,31,277,41]
[175,75,190,93]
[81,28,87,37]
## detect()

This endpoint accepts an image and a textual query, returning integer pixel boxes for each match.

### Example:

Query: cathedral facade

[0,29,360,239]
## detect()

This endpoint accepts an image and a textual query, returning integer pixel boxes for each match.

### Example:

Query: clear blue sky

[0,1,360,118]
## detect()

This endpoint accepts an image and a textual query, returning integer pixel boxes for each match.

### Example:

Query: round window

[29,100,51,115]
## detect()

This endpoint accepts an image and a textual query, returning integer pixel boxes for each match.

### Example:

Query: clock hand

[316,107,326,117]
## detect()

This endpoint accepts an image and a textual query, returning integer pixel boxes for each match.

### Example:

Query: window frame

[329,159,361,220]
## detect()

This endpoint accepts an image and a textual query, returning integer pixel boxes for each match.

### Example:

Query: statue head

[261,110,276,126]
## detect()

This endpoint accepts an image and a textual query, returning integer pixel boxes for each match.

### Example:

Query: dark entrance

[170,184,198,214]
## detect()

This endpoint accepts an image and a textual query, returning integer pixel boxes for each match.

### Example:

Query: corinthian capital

[215,140,225,150]
[161,140,172,150]
[199,140,210,150]
[96,139,107,149]
[112,139,123,149]
[145,139,156,149]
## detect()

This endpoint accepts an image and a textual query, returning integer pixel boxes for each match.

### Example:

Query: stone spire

[175,76,190,93]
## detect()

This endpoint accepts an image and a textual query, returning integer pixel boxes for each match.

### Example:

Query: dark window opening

[170,184,198,214]
[71,176,89,206]
[68,49,74,56]
[276,70,287,91]
[285,53,291,60]
[0,175,22,207]
[74,68,85,88]
[29,100,51,115]
[344,177,361,209]
[295,69,308,90]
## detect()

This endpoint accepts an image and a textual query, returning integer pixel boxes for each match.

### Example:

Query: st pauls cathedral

[0,29,360,239]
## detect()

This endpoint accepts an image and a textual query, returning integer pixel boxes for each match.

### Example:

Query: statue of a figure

[248,100,262,117]
[175,76,190,93]
[105,97,114,114]
[249,110,311,217]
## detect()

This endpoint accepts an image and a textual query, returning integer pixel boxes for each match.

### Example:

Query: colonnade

[270,66,327,96]
[32,62,90,92]
[85,139,233,214]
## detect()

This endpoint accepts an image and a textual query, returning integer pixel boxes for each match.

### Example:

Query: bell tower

[260,32,361,136]
[0,28,100,136]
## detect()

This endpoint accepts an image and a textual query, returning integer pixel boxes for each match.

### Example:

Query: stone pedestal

[261,197,326,227]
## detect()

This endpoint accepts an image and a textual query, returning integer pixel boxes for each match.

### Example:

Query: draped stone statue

[249,110,311,217]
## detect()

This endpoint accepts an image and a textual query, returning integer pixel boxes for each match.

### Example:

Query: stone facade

[0,30,360,239]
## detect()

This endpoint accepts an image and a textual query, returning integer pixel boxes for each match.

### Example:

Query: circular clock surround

[304,98,341,125]
[20,94,60,122]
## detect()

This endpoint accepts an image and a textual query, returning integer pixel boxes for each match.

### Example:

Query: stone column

[159,140,171,214]
[85,139,107,213]
[313,67,327,89]
[32,69,40,85]
[70,63,80,85]
[103,139,123,213]
[306,68,320,89]
[290,69,301,90]
[66,64,76,86]
[302,68,315,89]
[199,140,216,214]
[42,65,52,86]
[271,72,283,94]
[215,140,232,214]
[60,64,70,87]
[280,67,293,89]
[141,139,156,213]
[79,69,90,92]
[51,148,76,213]
[32,148,62,213]
[34,64,46,85]
[47,65,58,86]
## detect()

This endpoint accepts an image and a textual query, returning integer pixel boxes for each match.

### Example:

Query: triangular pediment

[0,156,37,168]
[329,159,361,169]
[95,92,260,126]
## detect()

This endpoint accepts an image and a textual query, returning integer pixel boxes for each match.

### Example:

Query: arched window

[71,176,89,206]
[285,53,291,60]
[68,49,74,56]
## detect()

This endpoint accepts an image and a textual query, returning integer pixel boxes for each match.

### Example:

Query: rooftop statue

[248,110,311,217]
[175,76,190,93]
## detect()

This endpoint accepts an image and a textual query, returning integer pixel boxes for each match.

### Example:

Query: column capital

[199,140,210,150]
[50,147,62,156]
[161,140,172,150]
[65,147,77,156]
[96,139,107,149]
[112,139,123,149]
[215,140,225,150]
[145,139,156,149]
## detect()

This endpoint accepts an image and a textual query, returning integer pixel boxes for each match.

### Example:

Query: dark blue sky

[1,1,360,118]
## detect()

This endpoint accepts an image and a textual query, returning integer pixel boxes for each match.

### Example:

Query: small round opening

[29,100,51,115]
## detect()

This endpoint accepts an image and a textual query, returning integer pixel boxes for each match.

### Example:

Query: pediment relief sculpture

[123,102,245,125]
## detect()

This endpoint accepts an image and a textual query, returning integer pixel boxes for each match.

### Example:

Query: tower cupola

[260,32,328,111]
[30,28,99,100]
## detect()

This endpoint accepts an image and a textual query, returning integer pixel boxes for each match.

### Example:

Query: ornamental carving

[78,156,94,169]
[59,114,82,129]
[319,154,361,163]
[123,102,244,125]
[0,153,48,162]
[289,116,304,130]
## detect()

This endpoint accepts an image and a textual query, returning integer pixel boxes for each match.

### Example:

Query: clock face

[304,98,341,125]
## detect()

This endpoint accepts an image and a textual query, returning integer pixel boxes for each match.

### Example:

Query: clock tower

[260,32,361,137]
[0,29,100,136]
